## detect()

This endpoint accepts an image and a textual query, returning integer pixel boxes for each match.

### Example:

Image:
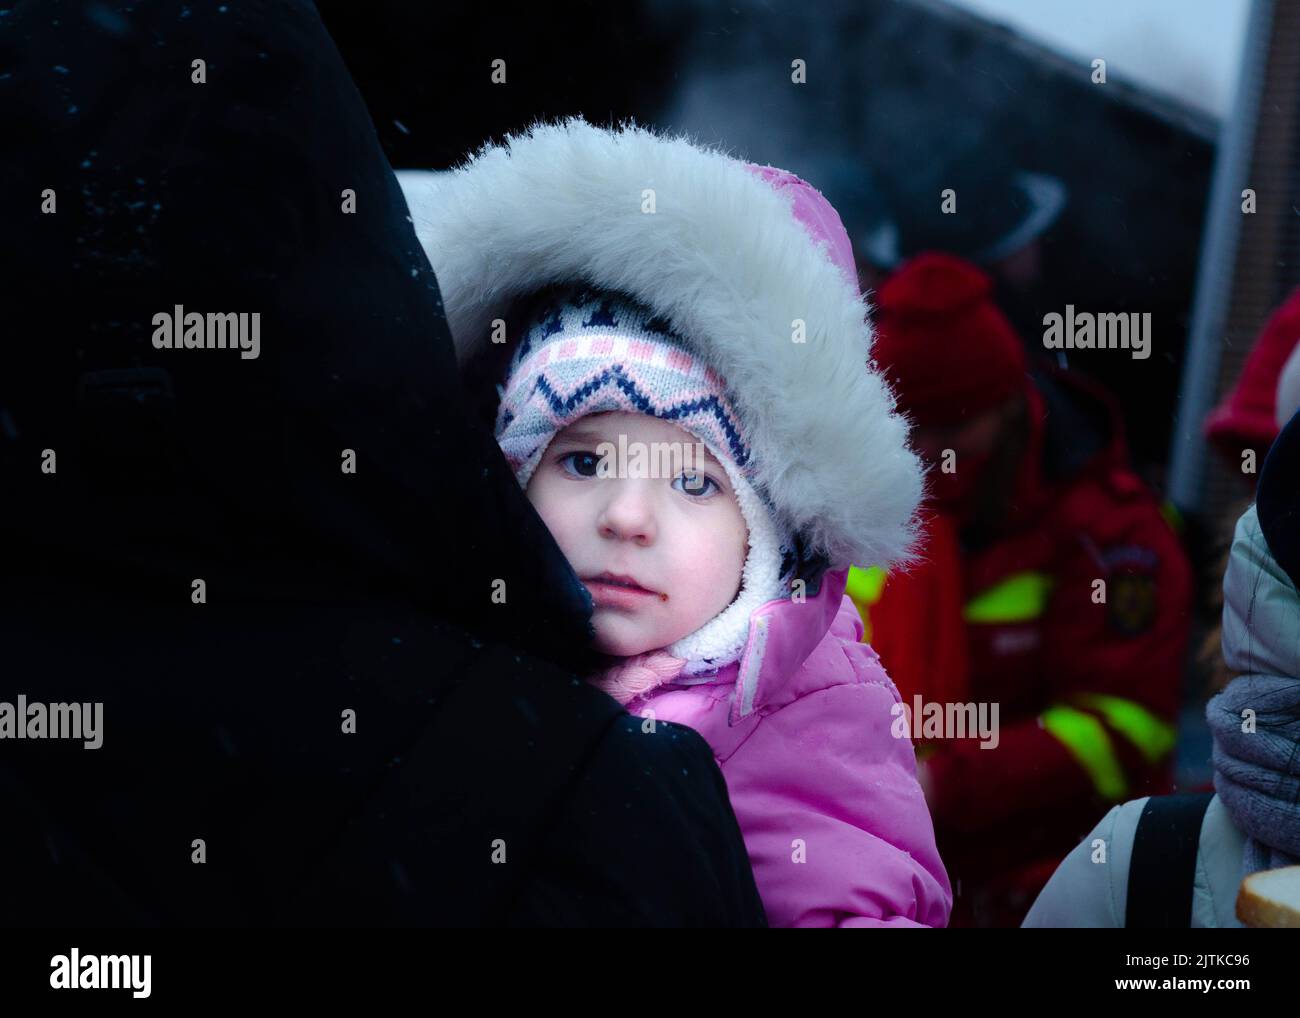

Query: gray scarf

[1207,674,1300,877]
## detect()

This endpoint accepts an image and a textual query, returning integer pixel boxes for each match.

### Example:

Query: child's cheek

[679,524,736,607]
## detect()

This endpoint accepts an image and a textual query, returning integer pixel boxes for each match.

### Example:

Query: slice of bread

[1236,865,1300,928]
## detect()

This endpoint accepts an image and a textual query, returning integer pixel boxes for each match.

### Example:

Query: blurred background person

[857,140,1068,354]
[861,252,1194,927]
[1025,407,1300,927]
[1188,291,1300,760]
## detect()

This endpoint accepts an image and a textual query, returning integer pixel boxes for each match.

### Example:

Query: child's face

[526,411,749,657]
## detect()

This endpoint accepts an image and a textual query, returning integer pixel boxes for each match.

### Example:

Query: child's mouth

[583,573,669,606]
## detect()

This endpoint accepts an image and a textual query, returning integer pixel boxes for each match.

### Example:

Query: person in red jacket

[847,509,970,711]
[862,252,1194,927]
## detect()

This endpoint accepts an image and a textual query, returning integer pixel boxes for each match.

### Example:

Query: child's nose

[597,483,657,546]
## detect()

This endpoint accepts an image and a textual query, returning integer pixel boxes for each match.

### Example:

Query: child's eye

[674,470,721,498]
[559,451,601,478]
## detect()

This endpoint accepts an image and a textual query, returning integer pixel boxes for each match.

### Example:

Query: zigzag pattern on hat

[529,367,751,469]
[497,313,756,483]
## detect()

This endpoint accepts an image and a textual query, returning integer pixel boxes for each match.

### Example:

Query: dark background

[315,0,1215,485]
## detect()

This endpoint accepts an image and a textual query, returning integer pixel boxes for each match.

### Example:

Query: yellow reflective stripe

[1072,693,1177,764]
[845,565,886,645]
[1040,705,1128,801]
[963,571,1054,624]
[846,564,887,606]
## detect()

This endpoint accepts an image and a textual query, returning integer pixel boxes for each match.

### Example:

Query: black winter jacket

[0,0,765,927]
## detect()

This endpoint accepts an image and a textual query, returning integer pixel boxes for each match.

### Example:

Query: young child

[405,118,952,927]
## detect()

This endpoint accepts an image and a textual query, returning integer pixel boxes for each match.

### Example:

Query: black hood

[0,0,596,674]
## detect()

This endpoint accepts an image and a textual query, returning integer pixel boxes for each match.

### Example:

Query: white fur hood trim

[401,118,923,569]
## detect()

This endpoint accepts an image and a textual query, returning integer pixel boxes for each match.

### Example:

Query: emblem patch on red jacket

[1107,570,1158,635]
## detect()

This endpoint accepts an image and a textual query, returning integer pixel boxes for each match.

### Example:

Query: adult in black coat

[0,0,765,927]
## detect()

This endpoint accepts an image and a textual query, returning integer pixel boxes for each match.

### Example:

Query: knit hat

[1205,286,1300,458]
[1276,342,1300,432]
[871,252,1028,428]
[495,283,799,675]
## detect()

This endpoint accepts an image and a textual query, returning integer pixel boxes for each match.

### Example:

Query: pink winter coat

[627,566,953,928]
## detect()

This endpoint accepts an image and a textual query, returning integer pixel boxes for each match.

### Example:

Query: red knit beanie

[1204,286,1300,455]
[871,252,1027,428]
